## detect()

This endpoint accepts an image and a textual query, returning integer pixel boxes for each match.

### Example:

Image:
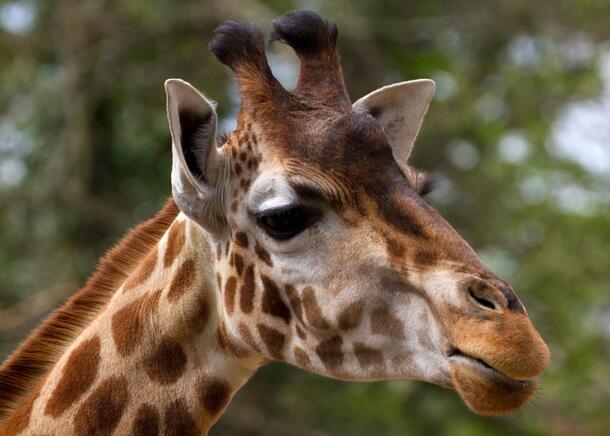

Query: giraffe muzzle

[442,306,550,415]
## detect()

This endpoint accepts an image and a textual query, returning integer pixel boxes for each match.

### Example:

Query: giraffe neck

[6,213,264,435]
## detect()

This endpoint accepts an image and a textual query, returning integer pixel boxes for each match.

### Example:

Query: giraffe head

[164,10,549,416]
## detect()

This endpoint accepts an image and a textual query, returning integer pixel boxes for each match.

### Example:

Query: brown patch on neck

[185,291,211,335]
[167,259,196,302]
[223,276,238,315]
[216,323,250,359]
[163,219,186,268]
[0,198,178,421]
[132,403,160,436]
[257,323,285,360]
[293,347,311,368]
[143,337,187,385]
[73,375,130,435]
[238,322,261,353]
[123,246,159,293]
[164,398,199,436]
[44,335,101,417]
[196,375,232,417]
[111,289,162,356]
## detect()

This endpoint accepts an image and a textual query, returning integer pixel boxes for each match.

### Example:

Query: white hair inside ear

[353,79,435,162]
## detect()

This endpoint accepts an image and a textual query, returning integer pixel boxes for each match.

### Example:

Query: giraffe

[0,10,550,435]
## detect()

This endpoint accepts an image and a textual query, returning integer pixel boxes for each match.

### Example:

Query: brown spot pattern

[163,220,186,268]
[167,259,195,302]
[123,246,158,293]
[163,398,198,436]
[284,285,303,323]
[239,265,256,313]
[338,299,365,331]
[295,324,307,340]
[238,322,261,353]
[261,275,291,324]
[294,347,311,367]
[132,403,160,436]
[316,335,344,372]
[185,291,211,334]
[302,287,330,329]
[112,289,162,356]
[224,276,237,315]
[45,336,101,417]
[415,249,437,266]
[254,242,273,266]
[353,342,384,369]
[143,337,187,385]
[385,236,405,258]
[233,253,244,276]
[257,323,285,360]
[73,375,129,436]
[371,306,405,339]
[234,232,248,248]
[0,200,177,424]
[216,323,249,358]
[197,375,231,417]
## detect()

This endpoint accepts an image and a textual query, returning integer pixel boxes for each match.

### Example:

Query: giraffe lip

[447,348,534,386]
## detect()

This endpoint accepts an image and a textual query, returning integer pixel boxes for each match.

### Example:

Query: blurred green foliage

[1,0,609,434]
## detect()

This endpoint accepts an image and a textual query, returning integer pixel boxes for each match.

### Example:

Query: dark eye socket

[255,205,321,241]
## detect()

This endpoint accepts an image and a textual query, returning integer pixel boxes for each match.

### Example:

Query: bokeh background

[1,0,609,434]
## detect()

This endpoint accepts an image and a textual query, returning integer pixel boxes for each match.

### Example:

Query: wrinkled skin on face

[165,10,550,416]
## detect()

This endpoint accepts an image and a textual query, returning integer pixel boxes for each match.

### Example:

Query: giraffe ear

[165,78,225,233]
[353,79,435,162]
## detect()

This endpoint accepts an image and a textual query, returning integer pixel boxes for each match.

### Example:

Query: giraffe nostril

[468,288,497,311]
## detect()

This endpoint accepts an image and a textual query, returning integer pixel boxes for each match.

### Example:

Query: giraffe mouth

[447,348,535,387]
[446,346,539,415]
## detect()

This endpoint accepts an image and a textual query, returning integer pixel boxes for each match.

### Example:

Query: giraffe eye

[256,205,321,241]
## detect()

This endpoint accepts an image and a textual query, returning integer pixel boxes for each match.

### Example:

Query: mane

[0,198,179,420]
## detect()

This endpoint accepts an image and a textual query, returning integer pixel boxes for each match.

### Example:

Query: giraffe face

[213,111,549,416]
[164,10,550,416]
[220,145,450,387]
